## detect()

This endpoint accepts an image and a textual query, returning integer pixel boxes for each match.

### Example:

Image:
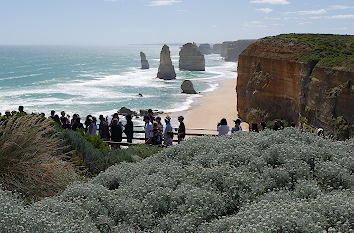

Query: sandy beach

[172,78,248,135]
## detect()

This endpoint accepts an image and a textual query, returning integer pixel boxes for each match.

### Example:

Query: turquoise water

[0,45,236,117]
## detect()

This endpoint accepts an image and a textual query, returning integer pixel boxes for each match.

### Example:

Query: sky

[0,0,353,45]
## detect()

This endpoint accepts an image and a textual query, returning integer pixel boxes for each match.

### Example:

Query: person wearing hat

[177,116,185,144]
[231,119,243,133]
[5,110,11,118]
[164,115,173,142]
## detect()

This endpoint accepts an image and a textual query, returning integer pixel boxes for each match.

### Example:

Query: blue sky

[0,0,353,45]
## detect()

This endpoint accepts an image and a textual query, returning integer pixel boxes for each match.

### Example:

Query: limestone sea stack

[140,52,149,69]
[179,43,205,71]
[181,80,197,94]
[198,44,212,55]
[157,45,176,80]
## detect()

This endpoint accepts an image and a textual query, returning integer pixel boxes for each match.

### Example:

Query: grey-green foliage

[60,130,141,174]
[1,129,353,232]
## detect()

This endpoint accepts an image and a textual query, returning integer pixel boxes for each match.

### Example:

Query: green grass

[276,33,354,70]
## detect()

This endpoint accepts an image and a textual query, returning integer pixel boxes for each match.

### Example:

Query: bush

[1,129,353,232]
[0,115,75,200]
[60,130,144,175]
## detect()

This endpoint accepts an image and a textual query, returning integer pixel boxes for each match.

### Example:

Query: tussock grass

[0,115,75,200]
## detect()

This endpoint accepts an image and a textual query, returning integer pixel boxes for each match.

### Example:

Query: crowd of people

[1,106,332,147]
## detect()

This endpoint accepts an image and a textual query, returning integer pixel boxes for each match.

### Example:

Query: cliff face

[222,40,256,61]
[237,36,354,136]
[157,45,176,80]
[179,43,205,71]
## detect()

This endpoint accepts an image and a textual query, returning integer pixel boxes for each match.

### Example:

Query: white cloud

[329,14,354,19]
[256,8,273,14]
[148,0,181,6]
[250,0,290,5]
[329,5,354,10]
[298,9,327,15]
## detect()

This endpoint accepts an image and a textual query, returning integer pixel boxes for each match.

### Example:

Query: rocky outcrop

[212,44,222,54]
[179,43,205,71]
[221,40,256,61]
[140,52,149,69]
[181,80,197,94]
[237,35,354,138]
[198,44,212,55]
[118,107,137,116]
[157,45,176,80]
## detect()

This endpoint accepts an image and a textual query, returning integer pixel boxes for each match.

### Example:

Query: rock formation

[118,107,137,116]
[212,44,222,54]
[157,45,176,80]
[237,34,354,138]
[179,43,205,71]
[221,40,256,62]
[181,80,197,94]
[140,52,149,69]
[198,44,212,55]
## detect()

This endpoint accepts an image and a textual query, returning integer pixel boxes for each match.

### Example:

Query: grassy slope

[276,33,354,70]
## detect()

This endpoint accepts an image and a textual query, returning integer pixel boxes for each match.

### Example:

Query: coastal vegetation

[1,127,353,232]
[276,34,354,70]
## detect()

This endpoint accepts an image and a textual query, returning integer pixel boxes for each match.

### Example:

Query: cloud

[298,9,327,15]
[309,14,354,20]
[148,0,181,6]
[250,0,290,5]
[329,14,354,19]
[329,5,354,10]
[256,8,273,13]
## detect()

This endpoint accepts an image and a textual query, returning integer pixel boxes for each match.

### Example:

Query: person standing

[124,115,134,143]
[177,116,186,144]
[155,117,163,144]
[110,118,123,149]
[217,118,229,136]
[144,116,153,144]
[231,119,243,133]
[99,115,110,141]
[164,116,173,140]
[88,117,97,136]
[147,109,155,123]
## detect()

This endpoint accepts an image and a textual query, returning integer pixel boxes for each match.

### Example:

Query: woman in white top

[217,118,229,136]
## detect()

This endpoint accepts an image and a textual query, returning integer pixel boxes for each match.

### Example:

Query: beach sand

[174,79,248,135]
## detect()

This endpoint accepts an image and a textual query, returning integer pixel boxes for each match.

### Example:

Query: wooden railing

[103,126,218,146]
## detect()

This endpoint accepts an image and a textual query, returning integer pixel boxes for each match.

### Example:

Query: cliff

[140,52,149,69]
[179,43,205,71]
[237,34,354,138]
[221,40,256,61]
[157,45,176,80]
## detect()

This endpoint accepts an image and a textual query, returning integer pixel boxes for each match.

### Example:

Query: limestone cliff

[157,45,176,80]
[237,34,354,138]
[221,40,256,61]
[179,43,205,71]
[140,52,149,69]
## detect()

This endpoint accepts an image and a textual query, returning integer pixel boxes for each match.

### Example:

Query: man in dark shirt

[177,116,185,144]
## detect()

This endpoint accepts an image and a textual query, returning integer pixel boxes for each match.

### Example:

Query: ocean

[0,45,236,119]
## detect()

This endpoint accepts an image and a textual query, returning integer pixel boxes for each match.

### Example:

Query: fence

[103,125,218,146]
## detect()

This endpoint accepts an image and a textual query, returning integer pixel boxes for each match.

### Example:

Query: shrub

[1,129,352,232]
[0,115,75,200]
[60,130,143,175]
